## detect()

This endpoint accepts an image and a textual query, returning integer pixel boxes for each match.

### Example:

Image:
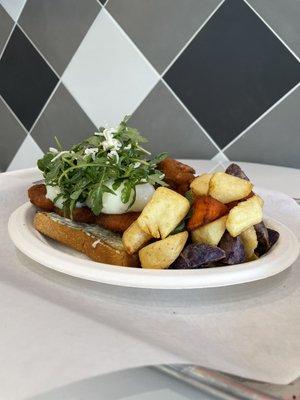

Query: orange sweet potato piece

[187,195,228,231]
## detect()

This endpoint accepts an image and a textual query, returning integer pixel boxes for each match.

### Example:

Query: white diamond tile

[62,9,159,127]
[1,0,26,21]
[7,134,43,171]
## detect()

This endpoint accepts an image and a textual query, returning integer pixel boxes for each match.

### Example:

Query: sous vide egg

[100,181,155,214]
[45,185,65,209]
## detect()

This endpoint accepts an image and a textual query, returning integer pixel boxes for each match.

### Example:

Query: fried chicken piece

[158,158,195,195]
[28,184,54,211]
[95,212,140,233]
[54,206,96,224]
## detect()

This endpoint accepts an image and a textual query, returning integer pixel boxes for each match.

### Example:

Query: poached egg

[46,181,155,214]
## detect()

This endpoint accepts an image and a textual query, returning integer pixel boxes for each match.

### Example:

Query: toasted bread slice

[34,212,140,267]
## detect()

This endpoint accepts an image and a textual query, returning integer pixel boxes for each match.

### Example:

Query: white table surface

[1,161,300,400]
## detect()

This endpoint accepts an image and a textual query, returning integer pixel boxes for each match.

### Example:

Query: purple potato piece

[225,163,250,181]
[267,228,280,249]
[218,231,246,265]
[171,243,225,269]
[255,221,270,256]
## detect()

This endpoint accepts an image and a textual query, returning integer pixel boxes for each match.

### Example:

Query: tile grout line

[16,22,60,80]
[161,0,226,77]
[243,0,300,63]
[0,94,29,133]
[161,78,227,158]
[222,81,300,153]
[28,79,61,135]
[105,6,229,161]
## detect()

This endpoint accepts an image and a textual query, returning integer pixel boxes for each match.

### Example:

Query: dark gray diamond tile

[0,5,14,55]
[248,0,300,60]
[164,0,300,149]
[19,0,101,75]
[0,97,27,171]
[129,81,218,159]
[107,0,221,72]
[31,83,96,152]
[225,85,300,169]
[0,26,58,130]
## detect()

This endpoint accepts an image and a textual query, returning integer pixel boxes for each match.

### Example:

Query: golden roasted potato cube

[256,195,264,208]
[226,195,263,237]
[122,221,152,255]
[248,253,259,261]
[209,172,253,204]
[137,187,190,239]
[139,231,188,269]
[240,226,258,259]
[191,215,227,246]
[190,173,213,196]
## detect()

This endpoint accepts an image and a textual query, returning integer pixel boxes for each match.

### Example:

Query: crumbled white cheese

[49,147,59,154]
[124,143,131,150]
[92,239,101,248]
[107,149,119,162]
[84,147,98,160]
[132,162,141,169]
[100,128,121,151]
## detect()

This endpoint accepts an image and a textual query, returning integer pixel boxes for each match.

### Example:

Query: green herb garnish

[38,116,168,216]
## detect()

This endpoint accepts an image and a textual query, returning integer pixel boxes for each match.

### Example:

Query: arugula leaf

[37,117,168,215]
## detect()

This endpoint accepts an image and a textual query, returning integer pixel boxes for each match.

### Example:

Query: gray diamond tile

[225,85,300,169]
[129,81,218,159]
[19,0,101,75]
[107,0,221,73]
[0,97,27,171]
[31,83,96,152]
[0,5,14,55]
[248,0,300,60]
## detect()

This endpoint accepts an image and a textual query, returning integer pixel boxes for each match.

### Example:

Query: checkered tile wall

[1,0,300,172]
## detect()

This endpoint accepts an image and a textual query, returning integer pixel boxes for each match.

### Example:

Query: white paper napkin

[0,169,299,399]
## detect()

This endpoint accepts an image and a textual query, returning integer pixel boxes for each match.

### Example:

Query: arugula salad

[37,117,168,216]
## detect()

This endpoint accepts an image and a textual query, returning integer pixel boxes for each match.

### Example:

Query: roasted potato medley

[139,231,188,269]
[209,172,253,204]
[122,163,279,269]
[191,215,227,246]
[122,221,152,255]
[136,187,190,239]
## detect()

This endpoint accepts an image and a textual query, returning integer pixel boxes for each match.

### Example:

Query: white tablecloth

[1,162,300,400]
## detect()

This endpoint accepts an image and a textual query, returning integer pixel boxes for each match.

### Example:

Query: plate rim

[8,202,300,289]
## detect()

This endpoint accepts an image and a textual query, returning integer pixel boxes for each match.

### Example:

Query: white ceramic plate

[8,202,299,289]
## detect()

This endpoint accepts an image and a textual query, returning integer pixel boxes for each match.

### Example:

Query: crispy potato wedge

[122,221,152,255]
[139,231,188,269]
[137,187,190,239]
[190,173,213,196]
[226,195,263,237]
[187,195,228,230]
[248,253,259,261]
[209,172,253,204]
[191,215,227,246]
[240,226,258,260]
